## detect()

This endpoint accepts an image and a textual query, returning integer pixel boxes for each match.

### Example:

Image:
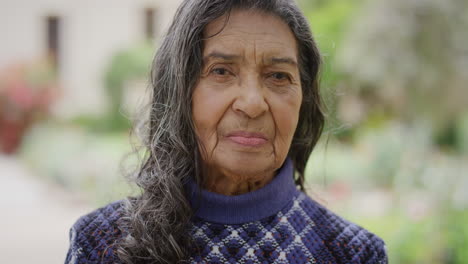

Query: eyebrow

[203,51,298,67]
[266,57,298,66]
[203,52,241,64]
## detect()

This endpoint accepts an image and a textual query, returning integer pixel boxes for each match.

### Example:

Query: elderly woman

[65,0,387,263]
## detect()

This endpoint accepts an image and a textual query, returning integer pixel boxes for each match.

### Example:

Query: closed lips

[226,131,268,146]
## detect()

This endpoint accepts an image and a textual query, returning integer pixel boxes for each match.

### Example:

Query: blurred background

[0,0,466,263]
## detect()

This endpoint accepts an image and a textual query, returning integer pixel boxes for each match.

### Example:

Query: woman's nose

[232,77,269,119]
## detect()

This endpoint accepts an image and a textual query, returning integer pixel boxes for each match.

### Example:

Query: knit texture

[65,200,123,264]
[65,161,388,263]
[188,193,387,264]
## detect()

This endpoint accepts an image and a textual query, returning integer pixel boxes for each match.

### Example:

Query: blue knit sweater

[65,160,387,263]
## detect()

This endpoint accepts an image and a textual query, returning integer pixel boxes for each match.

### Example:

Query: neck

[203,168,275,196]
[186,159,297,224]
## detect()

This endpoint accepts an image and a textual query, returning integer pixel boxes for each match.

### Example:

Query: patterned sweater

[65,160,388,263]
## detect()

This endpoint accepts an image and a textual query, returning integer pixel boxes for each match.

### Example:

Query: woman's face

[192,10,302,184]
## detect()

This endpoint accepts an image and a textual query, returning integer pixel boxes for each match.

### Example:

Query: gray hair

[116,0,324,263]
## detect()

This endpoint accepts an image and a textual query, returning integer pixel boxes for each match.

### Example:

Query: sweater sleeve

[300,193,389,264]
[356,227,388,264]
[378,244,389,264]
[347,224,389,264]
[64,224,82,264]
[64,201,124,264]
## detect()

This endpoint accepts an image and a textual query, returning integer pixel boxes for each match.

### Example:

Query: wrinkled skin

[192,10,302,195]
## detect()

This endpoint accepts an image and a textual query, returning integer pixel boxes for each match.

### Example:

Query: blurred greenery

[48,42,155,134]
[303,0,362,86]
[301,0,364,136]
[333,0,468,148]
[455,112,468,154]
[300,0,468,263]
[103,41,154,131]
[19,121,138,206]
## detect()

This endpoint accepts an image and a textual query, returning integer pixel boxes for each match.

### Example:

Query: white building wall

[0,0,182,118]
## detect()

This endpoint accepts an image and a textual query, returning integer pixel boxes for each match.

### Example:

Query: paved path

[0,155,92,264]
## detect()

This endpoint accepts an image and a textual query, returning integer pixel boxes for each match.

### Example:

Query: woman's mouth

[226,131,268,147]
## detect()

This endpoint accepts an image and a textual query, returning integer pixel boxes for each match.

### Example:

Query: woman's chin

[215,155,279,179]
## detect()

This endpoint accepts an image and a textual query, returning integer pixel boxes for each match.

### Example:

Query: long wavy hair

[116,0,324,263]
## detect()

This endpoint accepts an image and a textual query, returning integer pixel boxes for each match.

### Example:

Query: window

[46,16,60,69]
[144,8,156,40]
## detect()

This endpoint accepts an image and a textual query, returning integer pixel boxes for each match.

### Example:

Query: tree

[336,0,468,147]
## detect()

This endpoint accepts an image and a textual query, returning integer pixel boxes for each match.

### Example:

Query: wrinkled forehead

[201,9,299,62]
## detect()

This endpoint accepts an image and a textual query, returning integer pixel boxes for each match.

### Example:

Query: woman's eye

[212,68,229,75]
[270,72,291,82]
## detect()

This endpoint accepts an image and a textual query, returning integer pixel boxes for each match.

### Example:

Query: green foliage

[301,0,367,140]
[343,205,468,264]
[304,0,365,86]
[351,213,440,264]
[454,112,468,154]
[335,0,468,149]
[70,113,131,133]
[302,2,468,261]
[391,218,443,263]
[103,41,154,131]
[69,115,110,132]
[435,121,458,151]
[445,210,468,264]
[19,122,136,205]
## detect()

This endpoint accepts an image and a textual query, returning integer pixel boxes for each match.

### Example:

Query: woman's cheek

[193,83,232,152]
[269,94,301,151]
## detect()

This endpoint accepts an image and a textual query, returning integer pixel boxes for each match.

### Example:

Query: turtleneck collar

[186,159,299,224]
